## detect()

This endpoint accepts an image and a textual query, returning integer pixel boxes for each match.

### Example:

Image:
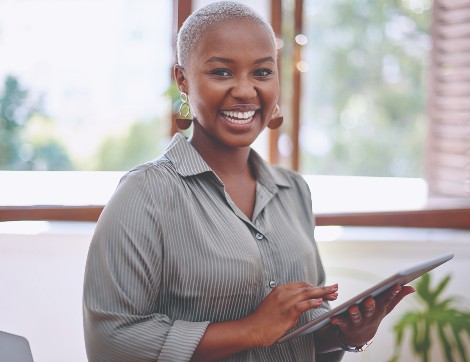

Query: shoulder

[118,155,183,193]
[104,155,186,217]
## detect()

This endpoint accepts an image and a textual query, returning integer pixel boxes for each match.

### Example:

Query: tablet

[277,252,454,343]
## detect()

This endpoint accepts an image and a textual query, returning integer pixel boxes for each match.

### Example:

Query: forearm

[191,316,260,362]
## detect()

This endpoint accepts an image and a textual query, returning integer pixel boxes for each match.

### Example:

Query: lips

[220,110,256,125]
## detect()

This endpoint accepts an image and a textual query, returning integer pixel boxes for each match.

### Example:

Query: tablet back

[278,252,454,343]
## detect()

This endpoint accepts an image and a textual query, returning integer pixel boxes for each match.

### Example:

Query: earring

[268,104,283,130]
[175,91,192,130]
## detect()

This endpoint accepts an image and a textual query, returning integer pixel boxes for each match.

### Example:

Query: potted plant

[388,273,470,362]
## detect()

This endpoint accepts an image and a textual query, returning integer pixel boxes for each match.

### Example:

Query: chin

[222,135,256,149]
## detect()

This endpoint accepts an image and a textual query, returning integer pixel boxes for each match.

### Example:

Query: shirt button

[255,233,263,240]
[269,280,277,288]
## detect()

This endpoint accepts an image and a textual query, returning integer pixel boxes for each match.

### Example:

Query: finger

[386,285,415,313]
[293,298,324,315]
[295,284,338,302]
[382,284,401,304]
[323,292,338,301]
[348,305,363,326]
[282,281,337,290]
[362,297,375,318]
[282,281,316,290]
[331,316,349,330]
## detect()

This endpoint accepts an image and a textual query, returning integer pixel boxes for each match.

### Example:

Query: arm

[191,282,339,362]
[83,170,209,362]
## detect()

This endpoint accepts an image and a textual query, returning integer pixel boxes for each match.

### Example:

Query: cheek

[190,95,216,120]
[263,80,279,104]
[263,88,280,113]
[190,84,225,118]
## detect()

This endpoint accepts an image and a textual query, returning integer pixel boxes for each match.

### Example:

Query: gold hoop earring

[268,104,283,129]
[176,91,192,130]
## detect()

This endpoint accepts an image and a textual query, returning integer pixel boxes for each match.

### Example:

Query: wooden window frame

[1,204,469,229]
[1,0,469,229]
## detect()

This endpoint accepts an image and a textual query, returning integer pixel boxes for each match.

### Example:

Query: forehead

[191,19,276,63]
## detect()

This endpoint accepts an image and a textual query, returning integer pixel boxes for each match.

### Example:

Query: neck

[189,135,252,179]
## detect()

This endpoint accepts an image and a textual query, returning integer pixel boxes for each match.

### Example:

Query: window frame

[1,0,469,229]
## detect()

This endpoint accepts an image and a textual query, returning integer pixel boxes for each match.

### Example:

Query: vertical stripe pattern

[83,134,343,362]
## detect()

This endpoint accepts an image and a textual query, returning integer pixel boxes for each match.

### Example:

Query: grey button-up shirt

[83,133,343,362]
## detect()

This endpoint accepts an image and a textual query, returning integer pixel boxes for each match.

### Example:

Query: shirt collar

[165,133,291,191]
[164,133,213,177]
[249,149,291,192]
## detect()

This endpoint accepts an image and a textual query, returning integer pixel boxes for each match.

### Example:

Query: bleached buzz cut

[176,1,276,67]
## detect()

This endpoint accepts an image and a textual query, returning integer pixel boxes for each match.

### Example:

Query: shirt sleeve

[83,168,209,362]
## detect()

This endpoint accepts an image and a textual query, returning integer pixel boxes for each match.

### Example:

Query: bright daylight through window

[299,0,431,177]
[0,0,172,171]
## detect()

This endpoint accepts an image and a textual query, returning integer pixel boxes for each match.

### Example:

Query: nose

[230,77,257,100]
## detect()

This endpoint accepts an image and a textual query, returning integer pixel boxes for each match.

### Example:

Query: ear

[174,65,187,93]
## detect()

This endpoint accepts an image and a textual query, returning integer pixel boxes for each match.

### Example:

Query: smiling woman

[81,2,417,362]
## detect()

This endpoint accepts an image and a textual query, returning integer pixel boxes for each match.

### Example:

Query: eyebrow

[254,56,275,65]
[205,56,275,65]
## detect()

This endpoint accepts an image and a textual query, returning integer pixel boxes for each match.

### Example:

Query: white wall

[0,222,94,362]
[317,226,470,362]
[0,222,469,362]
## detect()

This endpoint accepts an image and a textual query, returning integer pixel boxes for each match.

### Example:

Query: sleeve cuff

[158,320,210,362]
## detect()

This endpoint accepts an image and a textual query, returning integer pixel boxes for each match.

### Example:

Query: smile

[220,110,256,125]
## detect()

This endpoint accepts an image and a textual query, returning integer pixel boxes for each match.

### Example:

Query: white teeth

[221,110,256,124]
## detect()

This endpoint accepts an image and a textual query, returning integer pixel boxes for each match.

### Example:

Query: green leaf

[451,324,468,362]
[437,324,453,361]
[432,275,452,300]
[415,274,433,306]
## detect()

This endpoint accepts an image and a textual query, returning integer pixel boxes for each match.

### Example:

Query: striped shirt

[83,133,343,362]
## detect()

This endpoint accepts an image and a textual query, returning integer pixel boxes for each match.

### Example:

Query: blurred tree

[93,117,169,171]
[301,0,431,176]
[0,75,74,170]
[0,75,31,168]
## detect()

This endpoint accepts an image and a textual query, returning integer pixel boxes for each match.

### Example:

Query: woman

[83,2,414,361]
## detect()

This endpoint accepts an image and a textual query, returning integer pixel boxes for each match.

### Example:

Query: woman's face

[176,19,279,150]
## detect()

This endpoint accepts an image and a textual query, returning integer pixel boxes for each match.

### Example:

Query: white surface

[0,223,469,362]
[0,171,428,213]
[317,227,470,362]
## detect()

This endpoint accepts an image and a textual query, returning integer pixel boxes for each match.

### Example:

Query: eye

[253,68,273,77]
[209,68,232,77]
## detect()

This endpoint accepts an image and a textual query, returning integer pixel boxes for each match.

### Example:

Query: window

[299,0,431,177]
[0,0,172,171]
[1,0,469,227]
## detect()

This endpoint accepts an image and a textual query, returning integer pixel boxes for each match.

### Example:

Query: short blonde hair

[176,1,276,67]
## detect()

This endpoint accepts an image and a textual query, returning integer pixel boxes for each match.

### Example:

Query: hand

[331,284,415,347]
[245,282,338,347]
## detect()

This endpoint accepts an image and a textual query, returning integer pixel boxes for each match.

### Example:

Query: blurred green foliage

[0,75,73,170]
[301,0,431,176]
[389,273,470,362]
[2,0,432,173]
[92,117,169,171]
